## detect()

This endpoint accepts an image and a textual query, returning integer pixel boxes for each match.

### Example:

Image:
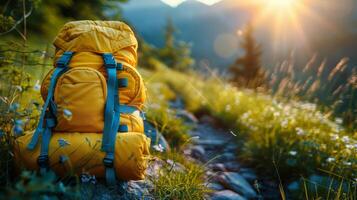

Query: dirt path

[171,98,278,200]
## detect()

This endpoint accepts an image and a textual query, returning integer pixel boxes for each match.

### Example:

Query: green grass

[143,66,357,198]
[151,152,209,200]
[141,69,191,148]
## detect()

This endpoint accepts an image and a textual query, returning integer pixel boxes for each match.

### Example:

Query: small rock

[127,181,154,200]
[199,115,217,124]
[211,190,247,200]
[196,139,226,147]
[218,172,257,198]
[190,145,206,160]
[207,182,225,190]
[239,168,257,182]
[223,162,241,172]
[209,163,227,172]
[218,152,236,161]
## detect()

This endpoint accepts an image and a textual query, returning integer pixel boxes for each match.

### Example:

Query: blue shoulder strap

[101,53,122,185]
[27,51,73,150]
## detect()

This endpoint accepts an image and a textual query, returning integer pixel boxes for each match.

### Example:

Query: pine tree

[159,17,194,71]
[229,23,265,88]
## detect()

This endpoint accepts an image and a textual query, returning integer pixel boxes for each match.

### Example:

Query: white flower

[346,144,354,149]
[342,136,350,143]
[225,104,231,111]
[335,118,343,124]
[289,151,297,156]
[153,144,164,152]
[281,119,288,128]
[295,127,305,136]
[241,112,250,120]
[330,134,339,141]
[33,80,41,91]
[343,161,351,166]
[326,157,335,163]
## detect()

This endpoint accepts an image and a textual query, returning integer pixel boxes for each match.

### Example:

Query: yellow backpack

[14,21,151,183]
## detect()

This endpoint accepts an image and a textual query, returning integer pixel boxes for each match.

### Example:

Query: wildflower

[281,119,288,128]
[63,109,73,121]
[33,80,41,91]
[225,104,231,111]
[343,161,351,166]
[166,159,175,167]
[289,151,297,156]
[345,144,354,149]
[59,155,69,164]
[14,119,23,125]
[326,157,335,163]
[13,120,24,136]
[241,112,250,120]
[14,85,22,92]
[342,136,350,143]
[58,182,66,193]
[58,138,70,147]
[9,103,20,111]
[153,144,164,152]
[295,127,305,136]
[335,118,343,124]
[330,134,339,141]
[13,125,23,136]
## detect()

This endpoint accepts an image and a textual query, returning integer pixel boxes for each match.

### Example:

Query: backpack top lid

[53,20,138,68]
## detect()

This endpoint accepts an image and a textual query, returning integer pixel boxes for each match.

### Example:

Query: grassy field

[141,65,357,199]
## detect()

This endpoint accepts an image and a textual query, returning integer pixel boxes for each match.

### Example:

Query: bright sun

[268,0,296,9]
[249,0,311,53]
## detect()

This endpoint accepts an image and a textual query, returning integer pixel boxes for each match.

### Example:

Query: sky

[161,0,223,7]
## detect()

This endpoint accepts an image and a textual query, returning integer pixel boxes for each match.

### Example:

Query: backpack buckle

[103,157,114,168]
[103,53,116,69]
[37,155,49,168]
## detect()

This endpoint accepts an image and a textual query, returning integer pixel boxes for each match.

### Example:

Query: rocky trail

[80,98,279,200]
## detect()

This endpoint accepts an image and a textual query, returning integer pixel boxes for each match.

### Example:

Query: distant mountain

[122,0,357,69]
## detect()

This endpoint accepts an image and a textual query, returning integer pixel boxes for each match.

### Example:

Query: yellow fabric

[41,67,144,133]
[14,131,150,180]
[42,20,146,110]
[14,20,150,181]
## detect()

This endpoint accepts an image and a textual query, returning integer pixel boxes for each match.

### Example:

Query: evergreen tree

[229,22,265,88]
[159,18,194,71]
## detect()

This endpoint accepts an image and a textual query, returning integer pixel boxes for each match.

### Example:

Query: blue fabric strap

[101,53,123,185]
[38,115,56,174]
[27,51,73,150]
[101,53,118,151]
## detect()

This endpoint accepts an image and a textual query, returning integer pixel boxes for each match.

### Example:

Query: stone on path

[190,145,206,160]
[217,172,257,198]
[239,168,258,182]
[211,190,247,200]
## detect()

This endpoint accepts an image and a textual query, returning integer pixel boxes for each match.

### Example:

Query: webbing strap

[101,53,122,185]
[27,51,73,150]
[101,53,118,151]
[38,116,56,174]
